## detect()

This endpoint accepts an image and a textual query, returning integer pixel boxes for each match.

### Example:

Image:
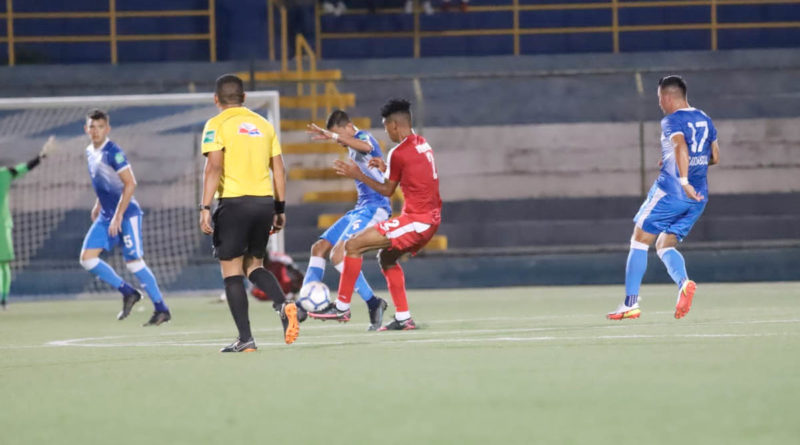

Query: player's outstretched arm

[7,135,55,180]
[333,159,398,197]
[306,123,372,153]
[709,140,720,166]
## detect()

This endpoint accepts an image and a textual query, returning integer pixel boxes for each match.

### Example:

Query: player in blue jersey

[608,75,720,321]
[305,110,392,330]
[79,109,171,326]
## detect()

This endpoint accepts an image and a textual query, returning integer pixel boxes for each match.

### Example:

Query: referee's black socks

[224,276,252,341]
[248,268,286,306]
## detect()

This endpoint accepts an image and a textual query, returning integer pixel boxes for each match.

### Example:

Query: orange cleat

[607,303,641,320]
[282,302,300,344]
[674,280,696,319]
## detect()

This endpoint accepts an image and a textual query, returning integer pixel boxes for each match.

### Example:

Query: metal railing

[315,0,800,58]
[0,0,216,66]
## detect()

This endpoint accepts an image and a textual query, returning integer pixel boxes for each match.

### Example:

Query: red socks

[337,256,362,304]
[382,264,408,312]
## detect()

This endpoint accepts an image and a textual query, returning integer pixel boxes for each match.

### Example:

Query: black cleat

[117,289,142,320]
[1,299,6,310]
[308,302,351,322]
[367,297,388,331]
[220,337,257,353]
[378,316,417,331]
[143,310,171,326]
[296,305,308,323]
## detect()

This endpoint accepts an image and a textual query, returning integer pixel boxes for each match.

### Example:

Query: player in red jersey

[308,98,441,330]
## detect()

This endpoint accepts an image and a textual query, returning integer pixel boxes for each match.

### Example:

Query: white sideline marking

[33,316,800,349]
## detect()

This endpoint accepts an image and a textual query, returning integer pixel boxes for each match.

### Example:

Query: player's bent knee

[311,239,330,257]
[79,256,100,271]
[126,259,146,273]
[377,249,398,270]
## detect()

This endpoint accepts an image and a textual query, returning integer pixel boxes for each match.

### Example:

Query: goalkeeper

[0,137,55,309]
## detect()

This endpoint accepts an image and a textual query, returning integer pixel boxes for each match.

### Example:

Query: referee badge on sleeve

[203,130,216,143]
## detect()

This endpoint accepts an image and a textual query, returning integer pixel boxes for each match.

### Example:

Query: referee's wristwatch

[198,204,211,211]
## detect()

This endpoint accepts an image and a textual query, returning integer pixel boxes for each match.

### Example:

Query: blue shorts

[81,214,144,261]
[633,184,706,241]
[320,205,391,245]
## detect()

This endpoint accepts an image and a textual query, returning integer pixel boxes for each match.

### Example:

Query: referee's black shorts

[212,196,274,261]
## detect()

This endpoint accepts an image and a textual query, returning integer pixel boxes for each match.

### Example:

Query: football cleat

[117,289,142,320]
[220,337,257,353]
[674,280,697,319]
[143,310,171,326]
[378,317,417,331]
[606,303,641,320]
[281,302,300,345]
[1,299,6,310]
[367,297,388,331]
[308,302,351,323]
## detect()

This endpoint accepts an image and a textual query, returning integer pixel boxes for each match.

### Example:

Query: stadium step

[289,167,340,181]
[280,93,356,110]
[236,70,342,82]
[423,235,448,251]
[283,142,342,155]
[281,117,371,132]
[303,190,358,203]
[317,213,342,229]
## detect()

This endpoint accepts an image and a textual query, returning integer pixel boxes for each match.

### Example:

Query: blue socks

[80,256,168,311]
[624,241,649,306]
[307,256,377,303]
[82,257,125,290]
[129,260,169,312]
[658,247,688,288]
[304,256,326,285]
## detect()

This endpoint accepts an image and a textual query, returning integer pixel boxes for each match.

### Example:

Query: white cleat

[607,302,641,320]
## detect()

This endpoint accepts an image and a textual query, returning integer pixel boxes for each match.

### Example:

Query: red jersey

[385,133,442,220]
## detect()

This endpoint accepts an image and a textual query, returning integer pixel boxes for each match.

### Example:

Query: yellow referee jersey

[201,106,281,198]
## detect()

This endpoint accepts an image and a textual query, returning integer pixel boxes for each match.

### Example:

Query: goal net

[0,91,281,296]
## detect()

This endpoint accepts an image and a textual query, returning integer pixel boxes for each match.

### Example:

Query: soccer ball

[297,281,331,312]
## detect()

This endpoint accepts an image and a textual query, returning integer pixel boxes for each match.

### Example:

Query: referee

[199,74,299,352]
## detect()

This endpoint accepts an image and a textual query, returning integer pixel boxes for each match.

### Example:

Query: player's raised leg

[80,222,142,321]
[308,226,390,322]
[331,240,387,330]
[608,226,656,320]
[656,233,696,319]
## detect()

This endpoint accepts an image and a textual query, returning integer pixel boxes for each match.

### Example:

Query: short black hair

[658,75,687,97]
[326,109,351,130]
[380,98,412,123]
[87,109,109,123]
[215,74,245,105]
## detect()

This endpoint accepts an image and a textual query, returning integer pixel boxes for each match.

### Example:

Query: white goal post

[0,91,282,295]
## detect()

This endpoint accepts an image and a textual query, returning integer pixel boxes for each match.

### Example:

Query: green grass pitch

[1,282,799,445]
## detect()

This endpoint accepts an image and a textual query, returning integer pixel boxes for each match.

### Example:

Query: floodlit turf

[2,282,799,445]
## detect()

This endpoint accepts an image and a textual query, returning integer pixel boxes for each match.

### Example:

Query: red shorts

[376,212,440,254]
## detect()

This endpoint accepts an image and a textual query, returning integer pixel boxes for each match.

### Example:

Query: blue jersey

[657,107,717,202]
[86,139,142,221]
[350,130,391,210]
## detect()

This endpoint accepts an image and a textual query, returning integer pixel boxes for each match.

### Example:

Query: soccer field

[2,282,799,445]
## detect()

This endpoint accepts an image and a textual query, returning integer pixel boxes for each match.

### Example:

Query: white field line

[27,316,800,349]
